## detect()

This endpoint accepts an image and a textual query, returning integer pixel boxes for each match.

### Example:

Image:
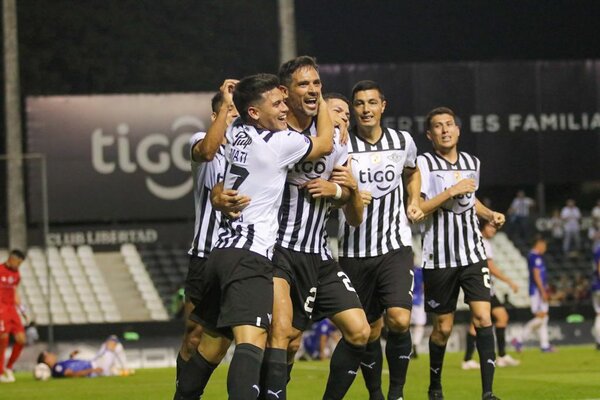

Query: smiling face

[326,97,350,131]
[352,89,386,128]
[284,66,322,118]
[248,87,289,131]
[426,113,460,152]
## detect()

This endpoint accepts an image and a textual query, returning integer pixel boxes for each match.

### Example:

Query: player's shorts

[185,255,208,304]
[490,294,503,309]
[192,248,273,339]
[530,291,549,314]
[593,291,600,314]
[273,246,361,331]
[339,246,414,324]
[410,303,426,326]
[423,260,491,314]
[0,307,24,335]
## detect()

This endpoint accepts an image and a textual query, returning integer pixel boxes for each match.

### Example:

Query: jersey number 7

[230,165,249,190]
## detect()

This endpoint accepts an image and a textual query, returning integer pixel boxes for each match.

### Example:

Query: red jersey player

[0,249,26,383]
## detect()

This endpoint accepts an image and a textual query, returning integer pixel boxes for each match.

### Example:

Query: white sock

[539,316,550,349]
[412,325,424,347]
[521,317,543,342]
[594,315,600,344]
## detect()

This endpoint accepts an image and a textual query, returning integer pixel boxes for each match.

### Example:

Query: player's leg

[462,323,478,369]
[492,304,518,366]
[463,261,496,398]
[385,307,412,400]
[229,325,268,400]
[410,304,426,358]
[360,318,384,400]
[594,292,600,349]
[0,330,9,381]
[423,267,461,399]
[537,311,551,351]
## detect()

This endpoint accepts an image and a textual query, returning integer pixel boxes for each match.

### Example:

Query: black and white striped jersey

[277,119,347,260]
[214,118,312,260]
[338,127,417,258]
[417,151,487,269]
[188,131,225,258]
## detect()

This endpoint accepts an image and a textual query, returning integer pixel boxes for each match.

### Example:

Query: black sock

[228,343,264,400]
[495,327,506,357]
[386,330,412,400]
[259,348,287,400]
[360,340,384,400]
[476,326,496,395]
[428,338,446,392]
[173,351,217,400]
[287,363,294,384]
[464,333,477,361]
[322,338,366,400]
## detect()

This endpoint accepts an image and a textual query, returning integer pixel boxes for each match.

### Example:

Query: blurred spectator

[592,199,600,227]
[549,209,564,252]
[573,272,590,303]
[561,199,582,256]
[508,190,535,240]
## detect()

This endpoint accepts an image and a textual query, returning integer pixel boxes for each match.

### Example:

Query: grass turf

[3,345,599,399]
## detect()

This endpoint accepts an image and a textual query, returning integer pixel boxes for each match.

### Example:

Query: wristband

[333,183,342,200]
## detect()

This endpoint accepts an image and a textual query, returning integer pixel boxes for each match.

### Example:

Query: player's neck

[287,110,312,132]
[356,124,383,144]
[434,147,459,163]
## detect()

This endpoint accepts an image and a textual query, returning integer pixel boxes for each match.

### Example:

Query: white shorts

[530,291,549,314]
[411,304,426,326]
[593,291,600,314]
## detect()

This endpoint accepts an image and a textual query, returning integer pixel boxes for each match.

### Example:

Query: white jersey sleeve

[333,129,349,167]
[189,131,207,159]
[482,238,494,259]
[416,155,431,199]
[274,131,313,169]
[404,133,417,169]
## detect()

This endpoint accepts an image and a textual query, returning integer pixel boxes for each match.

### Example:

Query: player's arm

[487,259,519,293]
[192,79,238,162]
[329,157,363,226]
[64,367,103,377]
[532,267,548,301]
[304,97,334,161]
[210,182,251,219]
[475,198,505,229]
[404,167,424,223]
[419,178,476,216]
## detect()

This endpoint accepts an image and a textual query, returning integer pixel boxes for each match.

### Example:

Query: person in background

[508,190,535,241]
[560,199,581,256]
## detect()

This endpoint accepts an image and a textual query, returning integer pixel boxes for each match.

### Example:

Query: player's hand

[490,211,505,229]
[332,114,349,145]
[330,157,357,191]
[359,190,372,206]
[448,178,476,197]
[407,203,425,223]
[541,291,549,302]
[510,281,519,294]
[213,189,251,219]
[220,79,239,105]
[300,178,337,199]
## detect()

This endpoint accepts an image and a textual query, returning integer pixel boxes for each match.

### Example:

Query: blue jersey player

[410,266,426,358]
[592,243,600,350]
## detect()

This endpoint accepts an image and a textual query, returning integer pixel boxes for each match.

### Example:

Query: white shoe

[497,354,520,367]
[0,372,15,383]
[461,359,480,370]
[4,369,15,381]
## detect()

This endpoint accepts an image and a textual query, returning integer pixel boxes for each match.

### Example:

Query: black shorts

[339,247,414,324]
[192,248,274,339]
[273,246,361,331]
[490,294,503,309]
[185,255,207,304]
[423,260,491,314]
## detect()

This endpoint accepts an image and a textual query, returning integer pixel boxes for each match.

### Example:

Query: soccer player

[411,265,426,359]
[37,335,130,378]
[592,241,600,350]
[512,236,555,353]
[194,73,334,400]
[260,57,368,400]
[334,80,424,400]
[174,79,243,400]
[0,249,27,383]
[418,107,505,400]
[462,220,520,369]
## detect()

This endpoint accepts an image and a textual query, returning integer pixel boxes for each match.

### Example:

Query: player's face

[352,89,386,128]
[326,98,350,132]
[6,255,24,270]
[427,113,460,151]
[210,103,240,126]
[44,352,57,366]
[252,88,289,131]
[285,66,322,117]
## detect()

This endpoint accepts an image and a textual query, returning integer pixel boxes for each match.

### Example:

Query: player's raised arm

[476,198,505,229]
[304,96,334,161]
[193,79,239,162]
[419,177,476,216]
[330,156,363,226]
[404,167,424,223]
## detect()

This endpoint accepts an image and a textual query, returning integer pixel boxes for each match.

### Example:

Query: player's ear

[426,130,432,142]
[247,106,260,122]
[279,85,289,99]
[210,111,217,123]
[381,99,387,113]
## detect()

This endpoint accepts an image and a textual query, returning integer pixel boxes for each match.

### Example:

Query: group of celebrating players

[173,55,506,400]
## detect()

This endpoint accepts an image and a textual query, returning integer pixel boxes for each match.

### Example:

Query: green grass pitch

[4,345,599,399]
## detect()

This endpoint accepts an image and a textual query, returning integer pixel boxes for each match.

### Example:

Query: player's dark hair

[211,91,224,113]
[10,249,25,259]
[323,92,350,107]
[351,80,386,102]
[531,233,547,247]
[425,107,457,130]
[233,74,280,122]
[278,55,319,88]
[37,352,46,364]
